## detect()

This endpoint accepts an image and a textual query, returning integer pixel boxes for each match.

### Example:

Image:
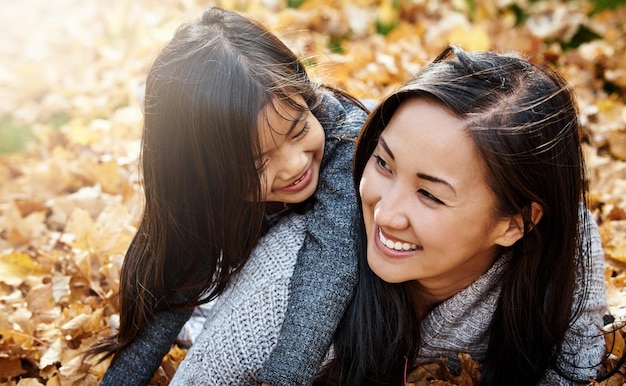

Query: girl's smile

[257,95,325,204]
[276,165,314,193]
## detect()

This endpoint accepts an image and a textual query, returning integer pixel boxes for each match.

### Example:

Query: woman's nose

[373,188,410,230]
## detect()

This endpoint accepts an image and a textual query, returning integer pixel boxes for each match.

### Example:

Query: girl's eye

[292,122,309,140]
[374,154,391,172]
[418,189,445,205]
[255,159,268,173]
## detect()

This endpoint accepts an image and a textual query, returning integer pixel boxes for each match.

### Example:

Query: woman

[316,46,608,385]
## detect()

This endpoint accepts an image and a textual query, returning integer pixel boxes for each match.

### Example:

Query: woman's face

[256,95,325,204]
[359,97,515,300]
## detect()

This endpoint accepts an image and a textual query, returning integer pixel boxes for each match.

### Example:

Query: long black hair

[91,6,320,360]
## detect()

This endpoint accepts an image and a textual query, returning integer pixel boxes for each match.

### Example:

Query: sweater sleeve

[170,214,307,386]
[260,93,367,385]
[99,308,192,386]
[540,208,608,384]
[169,272,294,386]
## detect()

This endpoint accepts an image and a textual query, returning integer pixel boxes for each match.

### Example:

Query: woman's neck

[411,278,479,319]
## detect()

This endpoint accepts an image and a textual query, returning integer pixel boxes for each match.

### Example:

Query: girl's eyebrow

[258,110,307,159]
[284,110,306,136]
[379,136,456,196]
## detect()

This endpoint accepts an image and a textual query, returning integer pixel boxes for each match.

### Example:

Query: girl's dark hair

[317,46,592,385]
[91,7,318,360]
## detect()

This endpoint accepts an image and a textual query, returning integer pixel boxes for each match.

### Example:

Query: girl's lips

[279,166,313,193]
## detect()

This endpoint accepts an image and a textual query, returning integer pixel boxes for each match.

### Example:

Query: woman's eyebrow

[417,173,456,196]
[379,137,394,160]
[380,135,456,195]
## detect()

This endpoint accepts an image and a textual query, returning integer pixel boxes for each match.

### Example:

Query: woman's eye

[418,189,445,205]
[292,122,309,140]
[374,154,390,171]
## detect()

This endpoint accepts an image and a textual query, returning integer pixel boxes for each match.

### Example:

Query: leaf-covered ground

[0,0,625,384]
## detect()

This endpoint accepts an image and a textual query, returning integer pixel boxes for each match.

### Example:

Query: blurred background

[0,0,625,384]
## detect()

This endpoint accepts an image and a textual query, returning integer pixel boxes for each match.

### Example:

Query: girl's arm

[99,308,192,386]
[260,93,366,385]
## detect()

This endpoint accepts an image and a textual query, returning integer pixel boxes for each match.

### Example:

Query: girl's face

[359,98,517,301]
[257,95,325,204]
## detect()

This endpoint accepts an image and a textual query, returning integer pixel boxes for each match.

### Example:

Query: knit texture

[259,90,366,386]
[170,214,306,385]
[99,308,192,386]
[99,89,366,385]
[417,208,608,384]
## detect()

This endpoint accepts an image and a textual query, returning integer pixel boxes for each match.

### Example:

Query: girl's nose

[277,146,307,181]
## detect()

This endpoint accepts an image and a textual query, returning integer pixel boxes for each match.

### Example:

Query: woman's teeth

[379,230,417,251]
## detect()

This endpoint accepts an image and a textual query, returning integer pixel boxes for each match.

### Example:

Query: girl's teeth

[291,174,305,186]
[379,230,417,251]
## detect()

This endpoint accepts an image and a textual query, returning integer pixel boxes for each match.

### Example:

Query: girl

[316,46,608,385]
[91,7,367,385]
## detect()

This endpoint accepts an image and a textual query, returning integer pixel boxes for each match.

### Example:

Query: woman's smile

[377,227,419,253]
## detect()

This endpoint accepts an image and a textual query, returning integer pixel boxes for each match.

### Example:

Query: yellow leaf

[447,24,491,52]
[0,251,49,286]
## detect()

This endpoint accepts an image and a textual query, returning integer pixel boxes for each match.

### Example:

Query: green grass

[0,115,36,154]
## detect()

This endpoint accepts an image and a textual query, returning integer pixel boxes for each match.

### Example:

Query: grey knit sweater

[170,213,307,385]
[417,208,608,384]
[98,89,367,386]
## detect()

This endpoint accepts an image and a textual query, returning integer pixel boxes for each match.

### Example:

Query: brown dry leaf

[602,221,626,265]
[26,283,60,324]
[589,376,625,386]
[0,357,26,379]
[602,322,626,358]
[39,339,63,370]
[407,361,447,385]
[597,321,626,383]
[406,353,480,385]
[609,129,626,161]
[0,204,48,247]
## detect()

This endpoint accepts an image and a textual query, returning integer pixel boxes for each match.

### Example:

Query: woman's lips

[379,229,418,251]
[374,227,423,258]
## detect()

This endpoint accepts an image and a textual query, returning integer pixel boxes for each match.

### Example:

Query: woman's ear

[529,202,544,225]
[495,202,544,247]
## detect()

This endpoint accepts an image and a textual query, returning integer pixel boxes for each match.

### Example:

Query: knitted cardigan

[170,213,307,385]
[416,208,608,384]
[98,89,367,386]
